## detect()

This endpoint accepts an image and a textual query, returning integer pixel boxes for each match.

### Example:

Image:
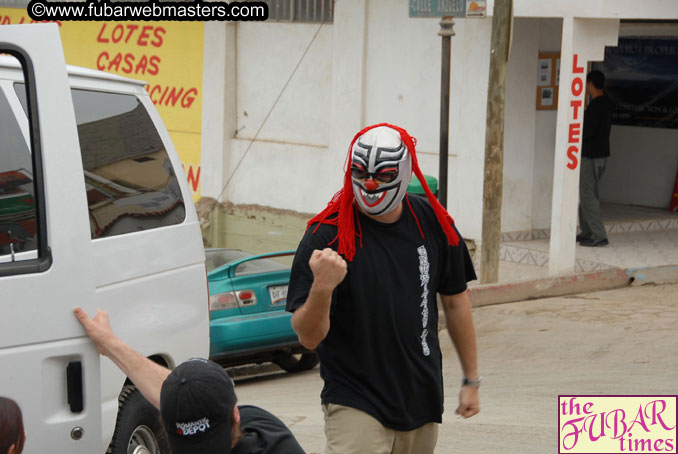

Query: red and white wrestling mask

[350,126,412,216]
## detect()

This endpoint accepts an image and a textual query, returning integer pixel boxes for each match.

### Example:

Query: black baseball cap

[160,358,237,454]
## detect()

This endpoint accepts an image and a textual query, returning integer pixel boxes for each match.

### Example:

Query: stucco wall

[235,22,332,146]
[501,18,539,232]
[227,22,336,214]
[601,126,678,209]
[531,18,562,230]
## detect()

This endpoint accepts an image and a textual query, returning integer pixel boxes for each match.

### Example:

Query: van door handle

[66,361,84,413]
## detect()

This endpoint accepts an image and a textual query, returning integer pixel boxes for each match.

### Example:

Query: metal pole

[438,16,455,209]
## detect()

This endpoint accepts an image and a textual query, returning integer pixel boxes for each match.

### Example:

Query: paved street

[232,282,678,453]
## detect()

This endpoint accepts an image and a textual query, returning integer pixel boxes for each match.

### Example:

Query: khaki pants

[322,403,439,454]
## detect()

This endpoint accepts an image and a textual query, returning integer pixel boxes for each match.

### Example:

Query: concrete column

[548,17,619,275]
[328,0,368,165]
[200,22,237,201]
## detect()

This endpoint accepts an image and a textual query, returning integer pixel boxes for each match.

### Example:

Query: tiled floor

[477,204,678,283]
[504,230,678,271]
[501,203,677,242]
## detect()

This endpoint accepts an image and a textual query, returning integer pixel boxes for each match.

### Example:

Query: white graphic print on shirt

[417,245,431,356]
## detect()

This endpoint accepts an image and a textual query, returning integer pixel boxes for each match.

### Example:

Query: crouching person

[73,307,305,454]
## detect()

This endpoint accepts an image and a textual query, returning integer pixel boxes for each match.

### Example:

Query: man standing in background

[578,70,615,247]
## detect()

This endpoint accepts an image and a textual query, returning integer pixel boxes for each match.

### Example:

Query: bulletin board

[536,52,560,110]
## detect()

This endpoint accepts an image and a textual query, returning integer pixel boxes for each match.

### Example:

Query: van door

[0,24,101,453]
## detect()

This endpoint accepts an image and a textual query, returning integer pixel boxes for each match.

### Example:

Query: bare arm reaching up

[73,307,170,409]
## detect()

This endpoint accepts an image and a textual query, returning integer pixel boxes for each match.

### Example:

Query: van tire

[273,352,319,373]
[108,385,170,454]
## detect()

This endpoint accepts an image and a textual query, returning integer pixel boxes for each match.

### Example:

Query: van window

[14,85,186,239]
[0,81,38,261]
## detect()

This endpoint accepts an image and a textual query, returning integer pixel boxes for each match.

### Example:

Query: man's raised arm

[73,307,170,409]
[291,248,347,350]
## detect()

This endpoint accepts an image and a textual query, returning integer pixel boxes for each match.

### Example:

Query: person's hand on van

[73,306,170,409]
[73,307,119,357]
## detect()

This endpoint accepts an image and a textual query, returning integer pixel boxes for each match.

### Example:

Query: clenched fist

[309,248,347,293]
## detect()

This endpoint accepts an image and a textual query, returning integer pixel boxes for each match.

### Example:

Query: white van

[0,24,209,453]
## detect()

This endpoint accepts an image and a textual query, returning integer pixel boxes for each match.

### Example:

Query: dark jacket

[582,93,615,159]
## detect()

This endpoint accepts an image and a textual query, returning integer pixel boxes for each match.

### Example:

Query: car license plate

[269,285,288,305]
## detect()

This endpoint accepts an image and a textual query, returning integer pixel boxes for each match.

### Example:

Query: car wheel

[273,352,319,373]
[108,385,170,454]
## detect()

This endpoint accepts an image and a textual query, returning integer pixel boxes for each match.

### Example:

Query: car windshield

[205,249,290,276]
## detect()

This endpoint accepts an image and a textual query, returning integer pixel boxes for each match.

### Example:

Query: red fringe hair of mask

[307,123,459,260]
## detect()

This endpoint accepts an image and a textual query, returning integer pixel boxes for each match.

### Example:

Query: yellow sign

[0,9,203,200]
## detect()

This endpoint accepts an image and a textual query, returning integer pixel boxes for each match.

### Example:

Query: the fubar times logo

[559,396,677,453]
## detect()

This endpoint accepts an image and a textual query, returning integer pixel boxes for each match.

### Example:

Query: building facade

[200,0,678,274]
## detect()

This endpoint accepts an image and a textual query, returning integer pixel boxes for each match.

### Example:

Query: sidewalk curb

[466,267,631,307]
[627,265,678,286]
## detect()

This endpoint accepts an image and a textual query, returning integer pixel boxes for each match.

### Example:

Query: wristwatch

[462,376,482,388]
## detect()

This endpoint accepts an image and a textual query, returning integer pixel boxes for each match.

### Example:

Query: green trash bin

[407,175,438,197]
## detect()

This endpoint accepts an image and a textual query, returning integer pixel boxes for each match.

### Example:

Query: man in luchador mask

[286,124,480,454]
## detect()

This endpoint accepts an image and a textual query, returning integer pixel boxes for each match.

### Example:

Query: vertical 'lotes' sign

[566,54,586,171]
[0,10,204,200]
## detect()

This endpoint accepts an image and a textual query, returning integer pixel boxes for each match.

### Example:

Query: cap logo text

[176,417,211,436]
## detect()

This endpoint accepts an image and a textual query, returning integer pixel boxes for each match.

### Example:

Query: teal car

[206,248,319,373]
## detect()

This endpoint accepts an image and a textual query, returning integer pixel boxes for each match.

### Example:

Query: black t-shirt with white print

[286,195,477,431]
